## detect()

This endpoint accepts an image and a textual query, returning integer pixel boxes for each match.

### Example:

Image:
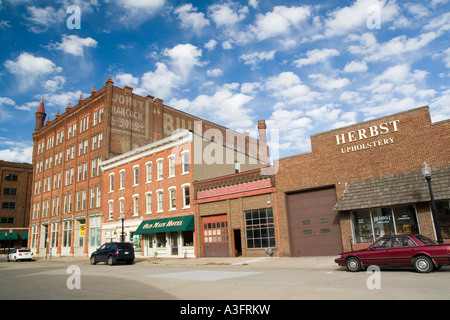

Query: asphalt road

[1,256,450,303]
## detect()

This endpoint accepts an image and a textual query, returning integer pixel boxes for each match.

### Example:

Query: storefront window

[371,207,394,238]
[352,209,373,243]
[182,231,193,246]
[436,200,450,239]
[393,205,419,234]
[156,233,166,247]
[245,208,275,249]
[351,205,419,243]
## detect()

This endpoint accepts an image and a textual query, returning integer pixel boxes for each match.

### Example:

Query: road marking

[231,257,269,265]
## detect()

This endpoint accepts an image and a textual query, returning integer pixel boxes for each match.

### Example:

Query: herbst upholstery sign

[135,215,195,234]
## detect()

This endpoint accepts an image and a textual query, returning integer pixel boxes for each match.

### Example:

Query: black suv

[90,242,135,265]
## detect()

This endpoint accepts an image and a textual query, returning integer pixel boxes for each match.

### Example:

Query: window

[169,187,176,210]
[133,166,139,186]
[182,151,189,174]
[157,159,163,180]
[351,205,420,244]
[51,222,58,248]
[3,188,17,195]
[63,220,72,247]
[157,190,163,212]
[133,195,139,216]
[109,174,114,192]
[119,198,124,215]
[245,208,275,249]
[5,173,18,181]
[182,184,190,208]
[108,200,114,220]
[234,161,240,174]
[90,187,96,208]
[119,170,125,189]
[145,192,152,214]
[1,202,16,210]
[96,186,101,208]
[168,155,175,177]
[0,217,14,224]
[436,200,450,239]
[89,216,101,247]
[146,162,152,182]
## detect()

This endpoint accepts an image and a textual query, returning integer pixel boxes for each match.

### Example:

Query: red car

[335,234,450,273]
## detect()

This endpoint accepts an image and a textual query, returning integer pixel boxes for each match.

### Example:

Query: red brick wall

[276,107,450,255]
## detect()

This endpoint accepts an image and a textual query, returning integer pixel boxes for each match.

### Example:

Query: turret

[35,97,46,132]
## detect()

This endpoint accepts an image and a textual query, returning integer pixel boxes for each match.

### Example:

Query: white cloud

[443,47,450,68]
[50,35,98,57]
[0,139,33,163]
[206,68,223,77]
[250,5,311,41]
[324,0,399,37]
[239,50,276,67]
[114,72,140,87]
[136,62,180,99]
[343,60,368,73]
[4,52,61,90]
[174,3,210,32]
[204,39,217,50]
[265,72,320,105]
[309,74,351,90]
[169,83,254,129]
[208,2,248,27]
[43,76,66,92]
[293,48,339,67]
[163,43,205,81]
[23,5,65,33]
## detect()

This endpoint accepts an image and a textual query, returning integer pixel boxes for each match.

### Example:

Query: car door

[389,236,417,265]
[96,244,108,262]
[360,237,393,266]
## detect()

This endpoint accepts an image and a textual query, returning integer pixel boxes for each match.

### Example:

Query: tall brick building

[275,106,450,256]
[29,77,267,257]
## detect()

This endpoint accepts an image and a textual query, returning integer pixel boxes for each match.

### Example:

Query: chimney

[258,120,267,144]
[35,97,46,132]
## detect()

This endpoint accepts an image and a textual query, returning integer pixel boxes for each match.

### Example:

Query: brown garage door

[202,214,229,257]
[287,187,343,256]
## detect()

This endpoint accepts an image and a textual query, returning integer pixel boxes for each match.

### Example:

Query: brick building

[194,168,277,258]
[0,161,33,252]
[29,77,267,257]
[275,106,450,257]
[101,129,267,258]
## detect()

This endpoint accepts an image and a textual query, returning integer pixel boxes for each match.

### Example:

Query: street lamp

[120,213,125,242]
[7,228,12,255]
[421,162,444,244]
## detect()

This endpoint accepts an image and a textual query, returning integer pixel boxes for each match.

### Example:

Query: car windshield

[415,234,437,245]
[18,249,30,252]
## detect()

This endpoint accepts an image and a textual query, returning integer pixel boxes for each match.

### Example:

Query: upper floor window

[157,159,163,180]
[133,166,139,186]
[168,155,175,178]
[182,151,190,174]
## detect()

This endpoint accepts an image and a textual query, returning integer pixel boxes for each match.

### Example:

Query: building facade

[29,77,265,257]
[101,130,267,258]
[275,106,450,257]
[194,168,277,258]
[0,161,33,252]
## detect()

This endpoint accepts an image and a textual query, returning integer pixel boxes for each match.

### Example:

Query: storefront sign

[135,215,195,235]
[336,120,399,154]
[142,219,183,230]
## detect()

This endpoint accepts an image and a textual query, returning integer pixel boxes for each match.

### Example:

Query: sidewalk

[5,254,339,269]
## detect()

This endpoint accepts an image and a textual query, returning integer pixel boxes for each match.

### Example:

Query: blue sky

[0,0,449,164]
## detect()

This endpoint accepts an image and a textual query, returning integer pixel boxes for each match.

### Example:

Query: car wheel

[345,257,362,272]
[13,256,17,262]
[6,256,10,262]
[107,256,115,266]
[90,256,97,265]
[413,256,434,273]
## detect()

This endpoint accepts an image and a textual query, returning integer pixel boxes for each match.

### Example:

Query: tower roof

[37,97,45,114]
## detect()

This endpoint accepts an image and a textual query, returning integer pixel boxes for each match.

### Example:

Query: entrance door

[171,232,178,255]
[233,229,242,257]
[287,187,343,256]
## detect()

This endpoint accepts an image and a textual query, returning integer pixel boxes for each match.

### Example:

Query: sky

[0,0,449,164]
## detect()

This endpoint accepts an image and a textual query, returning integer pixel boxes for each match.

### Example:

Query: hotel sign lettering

[336,120,399,154]
[142,220,183,230]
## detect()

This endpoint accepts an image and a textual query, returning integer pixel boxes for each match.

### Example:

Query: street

[1,256,450,304]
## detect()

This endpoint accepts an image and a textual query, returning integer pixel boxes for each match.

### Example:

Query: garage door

[287,187,342,256]
[202,215,229,257]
